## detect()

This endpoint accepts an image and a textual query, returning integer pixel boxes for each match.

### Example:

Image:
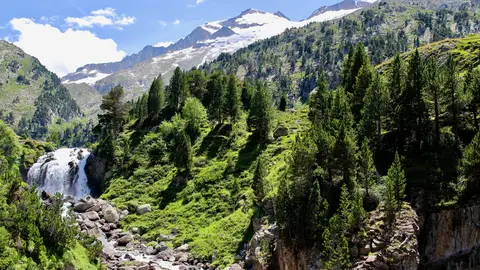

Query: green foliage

[248,82,273,140]
[252,158,266,205]
[182,97,208,141]
[386,152,406,211]
[279,93,287,111]
[169,67,188,112]
[225,73,241,122]
[358,139,377,197]
[148,75,165,118]
[463,131,480,196]
[322,216,351,270]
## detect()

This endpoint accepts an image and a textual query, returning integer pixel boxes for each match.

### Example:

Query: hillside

[85,16,480,266]
[0,41,83,138]
[64,83,102,119]
[204,0,476,100]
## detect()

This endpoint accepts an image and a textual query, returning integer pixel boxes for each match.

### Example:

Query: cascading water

[27,148,91,200]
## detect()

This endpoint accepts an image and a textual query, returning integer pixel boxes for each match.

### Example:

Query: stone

[156,249,175,260]
[176,252,189,262]
[136,204,152,215]
[373,261,389,270]
[359,244,371,256]
[103,206,119,224]
[108,240,118,248]
[84,220,95,229]
[85,211,100,221]
[109,223,117,230]
[86,204,102,213]
[372,239,386,252]
[41,190,52,200]
[176,244,190,252]
[365,255,377,263]
[117,233,133,246]
[274,125,289,138]
[131,227,139,234]
[101,224,111,232]
[154,242,168,253]
[226,264,243,270]
[74,201,96,213]
[158,234,174,241]
[98,219,105,224]
[137,266,149,270]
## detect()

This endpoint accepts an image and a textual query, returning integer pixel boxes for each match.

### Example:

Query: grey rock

[74,201,95,212]
[103,206,119,224]
[86,211,100,221]
[136,204,152,215]
[176,244,190,252]
[117,233,133,246]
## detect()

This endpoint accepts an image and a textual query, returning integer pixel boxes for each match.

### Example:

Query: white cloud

[154,41,173,48]
[158,20,167,28]
[65,7,136,28]
[173,19,180,25]
[196,0,205,4]
[10,18,126,77]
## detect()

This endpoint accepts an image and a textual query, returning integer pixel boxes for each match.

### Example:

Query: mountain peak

[274,11,290,21]
[239,8,266,16]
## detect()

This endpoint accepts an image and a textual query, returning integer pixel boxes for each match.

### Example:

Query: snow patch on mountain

[154,41,174,48]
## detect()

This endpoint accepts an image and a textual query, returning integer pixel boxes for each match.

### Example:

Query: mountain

[204,0,475,100]
[307,0,376,20]
[0,41,82,137]
[64,83,102,119]
[63,1,377,96]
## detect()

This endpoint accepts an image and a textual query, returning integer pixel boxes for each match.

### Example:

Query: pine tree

[341,44,355,88]
[424,58,442,142]
[384,166,397,221]
[444,54,462,145]
[388,54,405,130]
[241,80,254,110]
[358,139,376,197]
[147,75,165,118]
[169,67,188,112]
[352,62,374,123]
[248,82,273,140]
[225,73,241,122]
[308,73,330,126]
[469,69,480,131]
[98,85,126,137]
[322,215,352,270]
[387,152,406,207]
[463,131,480,195]
[345,43,368,95]
[173,130,193,173]
[252,158,266,205]
[359,72,387,142]
[279,93,287,111]
[188,69,207,101]
[207,72,226,122]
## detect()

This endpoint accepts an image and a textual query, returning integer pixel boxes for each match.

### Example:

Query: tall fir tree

[444,54,462,145]
[352,62,374,123]
[387,152,406,207]
[169,67,188,112]
[358,139,377,197]
[252,158,266,205]
[359,72,387,143]
[469,69,480,131]
[147,75,165,118]
[207,72,226,123]
[248,82,273,140]
[225,73,241,122]
[388,54,405,130]
[424,58,443,142]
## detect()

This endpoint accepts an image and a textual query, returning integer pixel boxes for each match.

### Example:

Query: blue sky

[1,0,340,76]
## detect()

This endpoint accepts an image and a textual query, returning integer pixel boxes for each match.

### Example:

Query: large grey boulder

[86,211,100,221]
[136,204,152,215]
[117,233,133,246]
[74,200,96,213]
[103,206,119,224]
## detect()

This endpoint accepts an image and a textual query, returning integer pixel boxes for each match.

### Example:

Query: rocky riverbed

[46,194,217,270]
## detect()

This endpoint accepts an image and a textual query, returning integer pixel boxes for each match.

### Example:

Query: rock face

[84,154,106,196]
[422,204,480,269]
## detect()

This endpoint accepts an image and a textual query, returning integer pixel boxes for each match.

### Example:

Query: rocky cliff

[421,203,480,269]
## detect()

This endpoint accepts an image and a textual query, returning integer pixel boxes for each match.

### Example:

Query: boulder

[74,201,96,213]
[84,220,96,229]
[154,242,168,253]
[274,125,289,138]
[226,264,243,270]
[117,233,133,246]
[101,224,111,232]
[176,244,190,252]
[359,244,371,256]
[103,206,119,224]
[86,211,100,221]
[136,204,152,215]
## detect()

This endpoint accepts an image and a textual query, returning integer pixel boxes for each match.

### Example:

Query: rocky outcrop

[421,204,480,269]
[85,154,107,196]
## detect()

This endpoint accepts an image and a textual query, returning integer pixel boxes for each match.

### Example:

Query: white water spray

[27,148,91,200]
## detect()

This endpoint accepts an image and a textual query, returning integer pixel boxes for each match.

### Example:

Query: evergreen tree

[469,69,480,131]
[173,130,193,173]
[341,44,355,88]
[444,54,462,145]
[352,62,374,123]
[387,152,406,207]
[248,82,273,140]
[169,67,188,112]
[424,58,442,141]
[359,72,387,142]
[345,43,368,95]
[358,139,376,197]
[463,131,480,195]
[322,215,352,270]
[188,69,207,101]
[207,72,226,122]
[225,73,241,122]
[98,85,126,137]
[384,165,397,221]
[241,80,254,110]
[388,54,405,130]
[279,93,287,111]
[252,158,266,205]
[147,75,165,118]
[309,73,330,126]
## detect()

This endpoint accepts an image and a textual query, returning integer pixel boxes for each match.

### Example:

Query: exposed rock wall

[422,204,480,269]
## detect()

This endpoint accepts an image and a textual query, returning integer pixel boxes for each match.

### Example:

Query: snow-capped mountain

[63,0,377,96]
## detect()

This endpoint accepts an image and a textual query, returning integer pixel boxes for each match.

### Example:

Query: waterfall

[27,148,91,200]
